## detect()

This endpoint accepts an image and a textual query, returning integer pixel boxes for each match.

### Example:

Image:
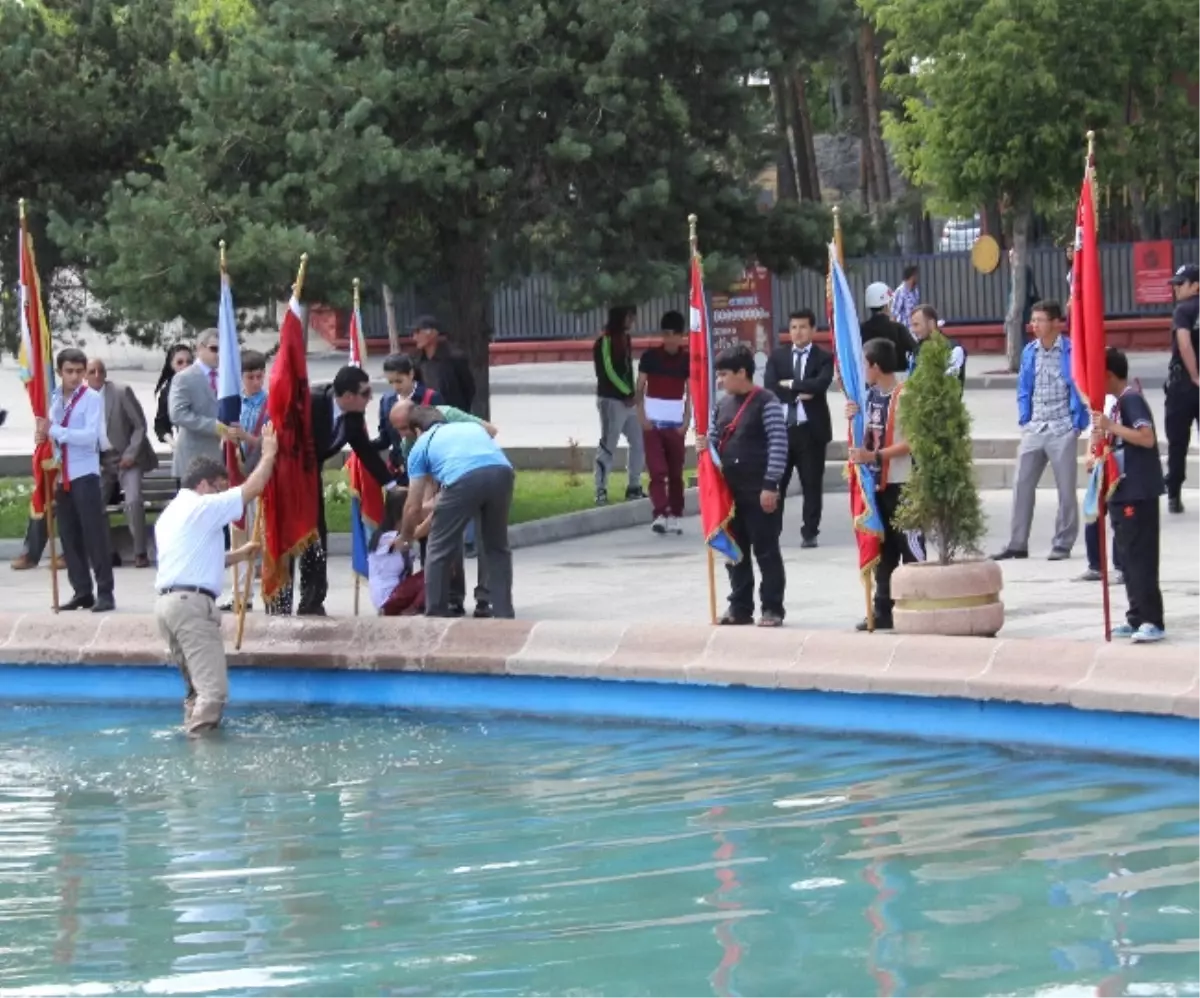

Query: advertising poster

[709,264,775,387]
[1133,241,1174,305]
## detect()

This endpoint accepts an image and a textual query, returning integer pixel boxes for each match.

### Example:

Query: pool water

[1,704,1197,998]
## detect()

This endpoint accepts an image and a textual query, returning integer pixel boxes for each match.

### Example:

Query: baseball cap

[410,314,442,333]
[864,282,892,310]
[1168,264,1199,285]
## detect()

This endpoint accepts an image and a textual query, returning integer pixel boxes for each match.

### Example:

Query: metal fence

[358,240,1198,342]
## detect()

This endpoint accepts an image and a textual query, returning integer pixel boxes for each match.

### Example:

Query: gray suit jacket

[103,381,159,473]
[168,362,222,477]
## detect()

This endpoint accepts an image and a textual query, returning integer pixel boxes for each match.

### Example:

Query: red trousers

[643,425,686,517]
[381,571,426,616]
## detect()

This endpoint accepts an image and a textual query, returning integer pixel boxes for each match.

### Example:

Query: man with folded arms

[154,425,278,736]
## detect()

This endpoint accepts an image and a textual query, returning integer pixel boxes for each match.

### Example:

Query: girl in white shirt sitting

[369,489,436,615]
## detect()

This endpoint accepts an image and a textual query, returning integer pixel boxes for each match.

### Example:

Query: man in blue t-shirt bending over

[399,406,515,618]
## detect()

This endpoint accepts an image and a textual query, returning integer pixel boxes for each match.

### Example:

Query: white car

[939,215,981,252]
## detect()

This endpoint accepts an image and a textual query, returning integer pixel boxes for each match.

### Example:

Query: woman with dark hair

[592,304,646,505]
[154,343,193,443]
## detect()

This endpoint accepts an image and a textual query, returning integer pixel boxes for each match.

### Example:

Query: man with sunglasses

[268,365,399,616]
[168,328,245,478]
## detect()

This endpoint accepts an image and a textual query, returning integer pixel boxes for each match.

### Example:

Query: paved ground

[7,489,1197,645]
[0,354,1179,452]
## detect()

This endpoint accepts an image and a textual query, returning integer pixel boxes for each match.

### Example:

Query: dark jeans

[1084,519,1122,573]
[22,516,48,564]
[725,489,785,618]
[643,425,686,517]
[1110,497,1163,630]
[56,474,114,601]
[875,484,926,621]
[780,424,827,540]
[425,466,514,618]
[1164,382,1199,499]
[265,481,327,616]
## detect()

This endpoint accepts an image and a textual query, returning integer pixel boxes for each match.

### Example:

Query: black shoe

[1048,548,1071,561]
[1168,496,1184,514]
[297,606,327,617]
[91,597,115,613]
[595,490,609,507]
[625,486,647,501]
[856,616,894,632]
[60,594,95,611]
[991,548,1028,561]
[718,611,754,626]
[447,602,466,618]
[473,602,493,619]
[800,537,818,549]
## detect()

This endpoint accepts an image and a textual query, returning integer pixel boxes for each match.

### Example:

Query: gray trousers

[101,459,148,557]
[56,474,115,601]
[425,465,515,618]
[1008,428,1080,553]
[594,397,645,493]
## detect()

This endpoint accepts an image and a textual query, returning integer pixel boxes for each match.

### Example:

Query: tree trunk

[770,72,799,202]
[790,68,822,201]
[845,43,875,209]
[445,233,491,419]
[860,21,891,204]
[1004,206,1032,372]
[382,282,401,354]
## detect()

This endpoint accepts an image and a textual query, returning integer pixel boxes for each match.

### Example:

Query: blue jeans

[1084,519,1121,573]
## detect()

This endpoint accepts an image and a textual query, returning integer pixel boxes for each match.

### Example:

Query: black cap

[1168,264,1199,285]
[410,314,442,333]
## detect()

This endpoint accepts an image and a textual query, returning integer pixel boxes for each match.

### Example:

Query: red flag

[260,296,320,599]
[1070,158,1106,412]
[345,303,384,527]
[689,255,740,562]
[18,223,56,516]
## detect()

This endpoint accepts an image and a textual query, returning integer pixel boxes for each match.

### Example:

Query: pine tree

[894,334,985,565]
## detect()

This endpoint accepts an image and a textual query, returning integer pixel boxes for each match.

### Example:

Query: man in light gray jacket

[169,329,237,478]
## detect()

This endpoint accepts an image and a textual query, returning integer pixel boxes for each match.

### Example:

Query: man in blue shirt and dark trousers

[399,407,515,618]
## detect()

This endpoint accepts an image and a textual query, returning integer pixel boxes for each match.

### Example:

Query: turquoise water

[0,704,1197,997]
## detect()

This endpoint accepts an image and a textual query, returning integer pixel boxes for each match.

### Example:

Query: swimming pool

[2,703,1196,997]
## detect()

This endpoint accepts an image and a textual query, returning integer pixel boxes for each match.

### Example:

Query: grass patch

[0,469,614,540]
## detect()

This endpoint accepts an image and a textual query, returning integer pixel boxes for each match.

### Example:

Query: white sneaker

[667,516,682,535]
[651,515,667,534]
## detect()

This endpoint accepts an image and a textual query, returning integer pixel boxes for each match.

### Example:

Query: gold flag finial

[219,239,227,274]
[687,214,698,258]
[293,253,309,300]
[352,277,361,309]
[18,198,27,222]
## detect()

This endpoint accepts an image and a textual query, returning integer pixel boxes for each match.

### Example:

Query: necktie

[208,368,218,395]
[331,414,345,452]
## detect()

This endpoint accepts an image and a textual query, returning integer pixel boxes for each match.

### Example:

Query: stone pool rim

[0,612,1195,763]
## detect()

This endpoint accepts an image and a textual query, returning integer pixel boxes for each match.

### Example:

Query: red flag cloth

[19,227,56,515]
[1070,166,1106,414]
[260,297,320,599]
[346,454,384,528]
[688,254,740,563]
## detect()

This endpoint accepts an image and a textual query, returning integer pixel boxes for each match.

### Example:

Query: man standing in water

[154,425,279,736]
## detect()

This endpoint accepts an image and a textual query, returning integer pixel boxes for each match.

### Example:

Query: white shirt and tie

[787,345,812,426]
[48,386,106,482]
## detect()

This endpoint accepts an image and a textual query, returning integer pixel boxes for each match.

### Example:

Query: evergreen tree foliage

[894,334,984,565]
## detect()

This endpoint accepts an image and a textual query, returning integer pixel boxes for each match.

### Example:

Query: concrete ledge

[0,612,1195,723]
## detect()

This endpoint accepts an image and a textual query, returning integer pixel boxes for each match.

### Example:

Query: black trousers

[266,483,328,616]
[725,489,785,618]
[1084,519,1122,573]
[55,474,114,601]
[22,515,48,564]
[1110,498,1163,630]
[1164,383,1199,499]
[875,484,926,621]
[780,424,827,540]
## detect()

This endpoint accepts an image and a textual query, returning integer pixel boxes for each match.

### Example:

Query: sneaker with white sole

[667,515,682,535]
[1111,623,1136,638]
[1130,623,1166,644]
[651,515,667,534]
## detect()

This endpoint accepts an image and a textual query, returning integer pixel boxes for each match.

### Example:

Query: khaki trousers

[155,591,227,735]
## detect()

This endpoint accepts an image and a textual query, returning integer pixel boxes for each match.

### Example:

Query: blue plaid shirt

[891,283,920,330]
[239,390,268,469]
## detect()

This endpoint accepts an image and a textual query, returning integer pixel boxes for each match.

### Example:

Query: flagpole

[352,276,362,617]
[690,213,718,626]
[20,200,60,612]
[832,206,875,632]
[220,239,246,617]
[1085,129,1113,643]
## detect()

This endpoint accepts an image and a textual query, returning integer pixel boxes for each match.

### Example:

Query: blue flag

[217,274,242,428]
[829,247,884,573]
[350,495,370,579]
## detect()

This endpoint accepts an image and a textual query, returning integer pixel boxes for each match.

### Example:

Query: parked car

[939,215,981,252]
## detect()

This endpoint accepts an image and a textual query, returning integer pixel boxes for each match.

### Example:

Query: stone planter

[892,559,1004,637]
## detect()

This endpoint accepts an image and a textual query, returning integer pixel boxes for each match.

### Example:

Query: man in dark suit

[763,309,834,547]
[410,315,476,412]
[271,365,397,616]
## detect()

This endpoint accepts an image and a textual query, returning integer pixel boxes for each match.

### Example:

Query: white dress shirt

[368,530,411,610]
[154,488,245,596]
[48,386,105,482]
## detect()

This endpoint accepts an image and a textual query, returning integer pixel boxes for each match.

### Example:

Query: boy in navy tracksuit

[1094,348,1166,643]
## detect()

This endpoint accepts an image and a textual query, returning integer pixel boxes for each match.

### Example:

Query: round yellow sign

[972,234,1001,274]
